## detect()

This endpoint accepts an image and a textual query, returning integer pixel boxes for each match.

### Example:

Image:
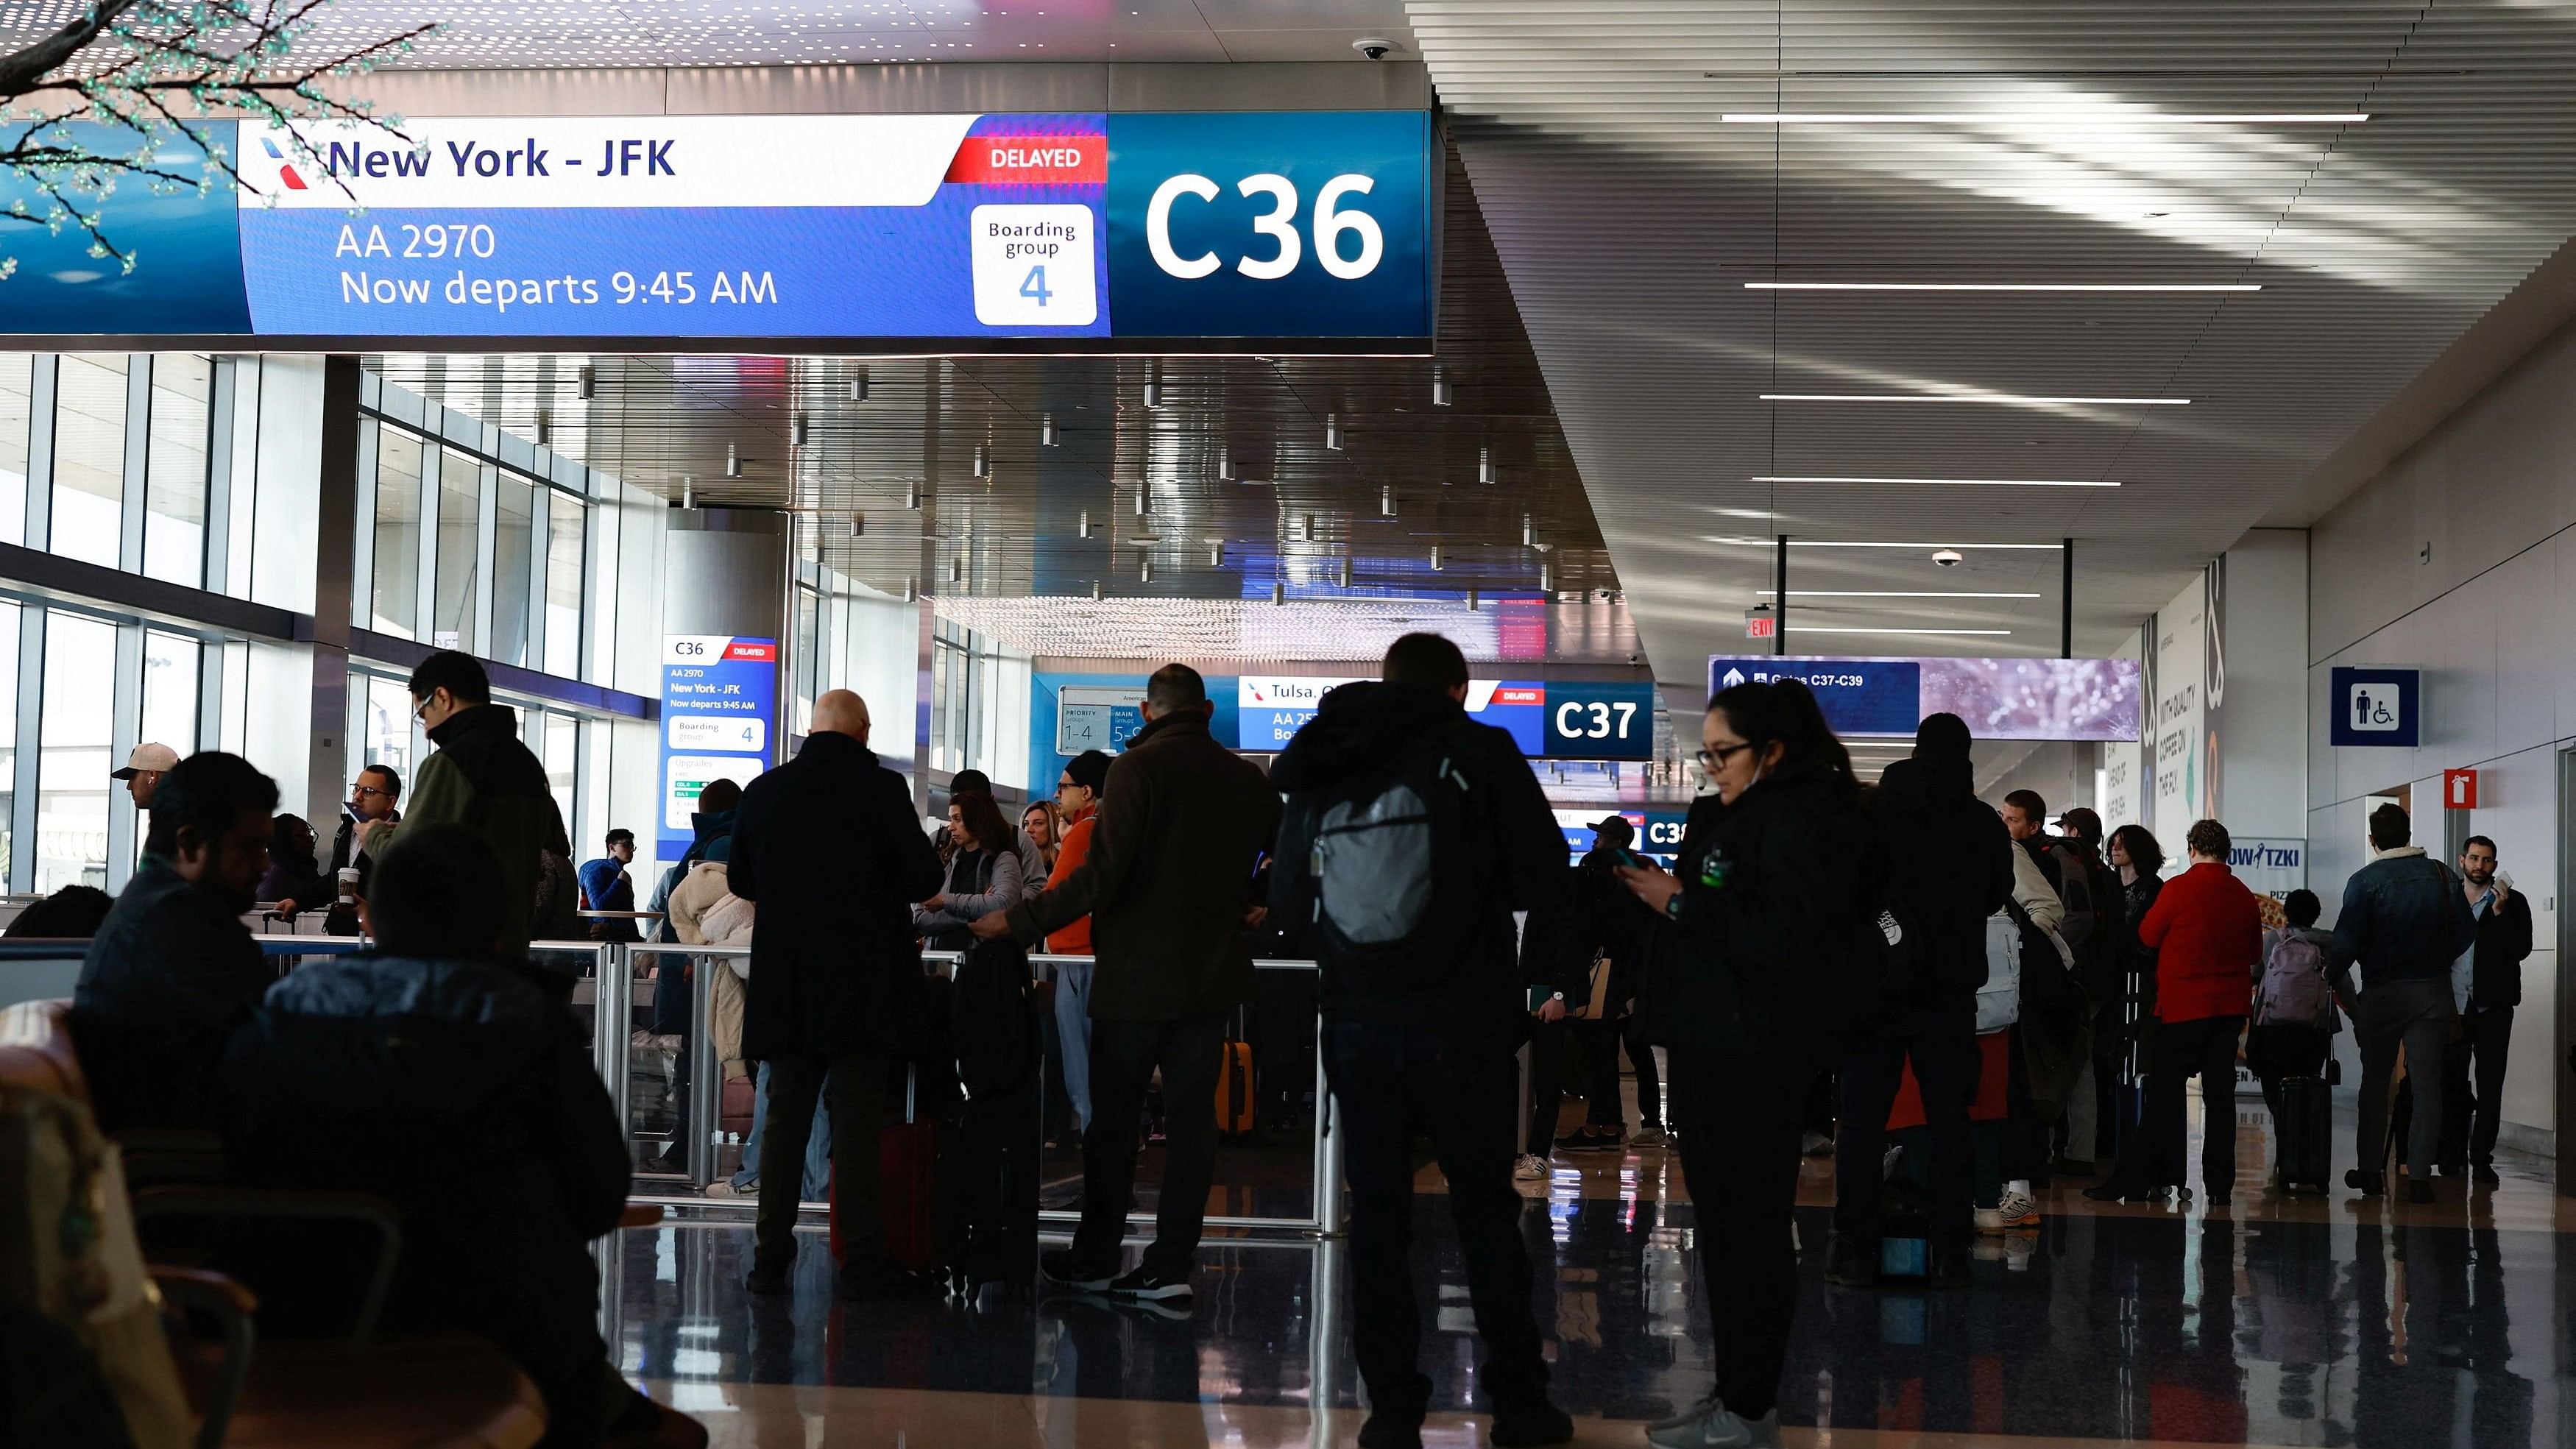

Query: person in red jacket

[2085,818,2260,1205]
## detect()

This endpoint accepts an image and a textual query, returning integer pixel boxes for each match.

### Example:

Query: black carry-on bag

[936,937,1044,1296]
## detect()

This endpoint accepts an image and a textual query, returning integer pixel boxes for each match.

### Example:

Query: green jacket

[372,704,570,960]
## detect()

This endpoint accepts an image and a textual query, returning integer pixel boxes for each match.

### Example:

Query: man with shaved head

[729,689,946,1299]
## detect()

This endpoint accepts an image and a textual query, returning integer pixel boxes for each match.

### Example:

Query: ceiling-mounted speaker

[1431,365,1451,408]
[1429,544,1443,571]
[1302,514,1317,542]
[1539,561,1554,592]
[849,512,865,538]
[790,412,809,447]
[724,444,741,478]
[1139,556,1154,584]
[1522,515,1537,548]
[949,555,963,584]
[576,364,595,400]
[850,370,869,403]
[1479,447,1496,485]
[1135,483,1152,516]
[902,575,916,603]
[680,478,695,510]
[1272,581,1286,606]
[1078,510,1093,539]
[1324,414,1342,451]
[972,444,988,479]
[534,410,552,446]
[1216,453,1234,482]
[1338,557,1354,589]
[1040,414,1058,447]
[1466,588,1480,612]
[1209,542,1225,568]
[1092,579,1105,601]
[905,481,923,510]
[1381,484,1395,518]
[1144,362,1164,410]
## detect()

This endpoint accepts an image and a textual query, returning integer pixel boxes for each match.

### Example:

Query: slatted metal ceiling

[369,145,1623,656]
[1408,0,2576,704]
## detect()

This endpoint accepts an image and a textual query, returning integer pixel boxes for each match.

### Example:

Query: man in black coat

[729,689,944,1299]
[73,751,277,1133]
[1829,713,2015,1288]
[2447,835,2533,1183]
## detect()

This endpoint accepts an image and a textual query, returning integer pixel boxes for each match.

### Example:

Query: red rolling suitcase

[832,1066,940,1272]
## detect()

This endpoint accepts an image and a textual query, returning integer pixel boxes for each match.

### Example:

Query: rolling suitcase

[936,939,1043,1293]
[832,1066,940,1272]
[2276,1074,2333,1193]
[1214,1032,1256,1136]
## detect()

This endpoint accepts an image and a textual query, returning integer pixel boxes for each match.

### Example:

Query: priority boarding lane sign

[2328,666,2419,748]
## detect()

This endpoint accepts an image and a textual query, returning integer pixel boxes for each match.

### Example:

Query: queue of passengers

[39,637,2539,1449]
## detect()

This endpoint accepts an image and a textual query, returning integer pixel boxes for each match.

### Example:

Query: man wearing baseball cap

[113,743,181,809]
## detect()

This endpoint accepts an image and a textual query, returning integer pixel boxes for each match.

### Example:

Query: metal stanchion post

[1309,1002,1342,1237]
[689,951,721,1190]
[597,945,632,1138]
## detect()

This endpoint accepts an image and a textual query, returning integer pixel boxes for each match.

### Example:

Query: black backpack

[949,935,1039,1100]
[1275,722,1482,989]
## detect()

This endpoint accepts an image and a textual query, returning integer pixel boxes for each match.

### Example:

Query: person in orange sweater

[1047,749,1112,1131]
[2086,818,2262,1205]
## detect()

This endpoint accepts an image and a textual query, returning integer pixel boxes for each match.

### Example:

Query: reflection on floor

[602,1083,2571,1448]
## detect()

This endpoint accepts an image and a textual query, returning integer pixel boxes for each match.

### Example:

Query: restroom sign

[2444,768,2480,810]
[2328,667,2419,748]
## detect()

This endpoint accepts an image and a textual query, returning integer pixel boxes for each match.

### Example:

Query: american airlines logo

[259,136,308,191]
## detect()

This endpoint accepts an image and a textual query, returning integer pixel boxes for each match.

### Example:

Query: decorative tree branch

[0,0,434,280]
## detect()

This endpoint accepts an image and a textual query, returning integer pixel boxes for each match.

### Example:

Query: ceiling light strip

[1751,475,2120,487]
[1722,113,2366,124]
[1755,590,2042,598]
[1745,282,2258,293]
[1707,538,2064,550]
[1789,627,2016,636]
[1761,393,2188,405]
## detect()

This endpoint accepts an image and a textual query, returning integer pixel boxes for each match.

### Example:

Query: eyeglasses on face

[350,783,393,799]
[1696,741,1755,769]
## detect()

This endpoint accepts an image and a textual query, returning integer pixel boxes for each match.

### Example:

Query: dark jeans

[2103,1013,2243,1198]
[2357,977,2454,1180]
[1671,1044,1816,1421]
[1576,1015,1665,1130]
[2449,1005,2514,1169]
[1525,1016,1569,1152]
[1071,1013,1224,1278]
[1835,1007,1978,1250]
[754,1050,889,1275]
[1325,1021,1549,1419]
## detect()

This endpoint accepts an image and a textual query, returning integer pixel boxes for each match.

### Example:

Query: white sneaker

[704,1179,750,1198]
[1644,1395,1778,1448]
[1513,1153,1549,1182]
[1631,1124,1669,1148]
[1974,1190,2040,1233]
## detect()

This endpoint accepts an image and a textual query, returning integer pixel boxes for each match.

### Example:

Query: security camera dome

[1931,548,1964,567]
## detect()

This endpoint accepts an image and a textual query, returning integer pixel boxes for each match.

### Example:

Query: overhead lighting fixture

[849,512,865,538]
[1538,561,1554,592]
[1338,557,1354,589]
[1721,111,2367,124]
[1078,510,1093,539]
[1144,362,1163,410]
[1324,414,1342,451]
[724,444,741,478]
[790,412,810,447]
[1745,282,2258,293]
[1756,589,2040,598]
[1135,483,1152,516]
[1478,447,1495,485]
[1708,537,2064,550]
[1466,589,1479,612]
[902,575,916,603]
[1140,556,1153,584]
[1379,484,1395,518]
[1209,542,1225,568]
[1092,579,1104,602]
[1217,453,1235,482]
[1040,414,1058,447]
[1752,475,2120,488]
[1521,515,1536,548]
[1271,581,1286,606]
[534,410,551,446]
[949,555,963,585]
[905,481,923,510]
[972,444,988,479]
[576,364,595,400]
[1302,514,1317,542]
[850,371,869,403]
[1431,365,1452,408]
[680,478,695,510]
[1792,626,2015,636]
[1429,544,1444,572]
[1761,393,2189,405]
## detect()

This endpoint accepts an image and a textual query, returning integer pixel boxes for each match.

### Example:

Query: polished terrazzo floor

[603,1088,2573,1448]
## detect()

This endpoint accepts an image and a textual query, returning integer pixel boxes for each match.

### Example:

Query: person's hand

[1616,860,1681,915]
[1243,904,1270,929]
[922,893,949,912]
[275,899,300,918]
[969,910,1012,940]
[1536,996,1567,1024]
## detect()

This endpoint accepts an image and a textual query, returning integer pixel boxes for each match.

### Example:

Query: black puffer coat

[1636,764,1881,1058]
[1868,753,2015,1012]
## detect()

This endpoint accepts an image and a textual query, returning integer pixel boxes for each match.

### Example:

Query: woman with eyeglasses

[1613,677,1878,1449]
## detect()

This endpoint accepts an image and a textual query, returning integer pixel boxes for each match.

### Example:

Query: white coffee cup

[336,866,361,904]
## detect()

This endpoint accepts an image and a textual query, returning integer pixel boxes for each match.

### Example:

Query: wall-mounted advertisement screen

[1708,656,2142,743]
[0,111,1434,347]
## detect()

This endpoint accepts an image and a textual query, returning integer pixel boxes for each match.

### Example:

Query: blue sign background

[1104,110,1434,339]
[1708,658,1925,737]
[659,639,777,860]
[2327,666,2420,747]
[1539,681,1658,760]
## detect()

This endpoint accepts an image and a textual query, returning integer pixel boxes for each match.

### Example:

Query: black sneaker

[1040,1248,1118,1292]
[838,1262,945,1302]
[1490,1397,1575,1447]
[1554,1129,1619,1153]
[744,1260,790,1296]
[2346,1169,2385,1197]
[2473,1163,2502,1186]
[1356,1414,1423,1449]
[1107,1265,1194,1305]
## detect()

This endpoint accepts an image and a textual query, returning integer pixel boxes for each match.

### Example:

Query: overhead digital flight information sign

[0,110,1434,348]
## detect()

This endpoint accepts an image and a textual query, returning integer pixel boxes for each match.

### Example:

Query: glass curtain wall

[0,602,16,883]
[51,357,127,568]
[544,490,583,678]
[35,613,117,892]
[432,447,481,651]
[370,426,425,638]
[492,471,535,667]
[140,631,200,754]
[0,355,30,545]
[142,356,212,587]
